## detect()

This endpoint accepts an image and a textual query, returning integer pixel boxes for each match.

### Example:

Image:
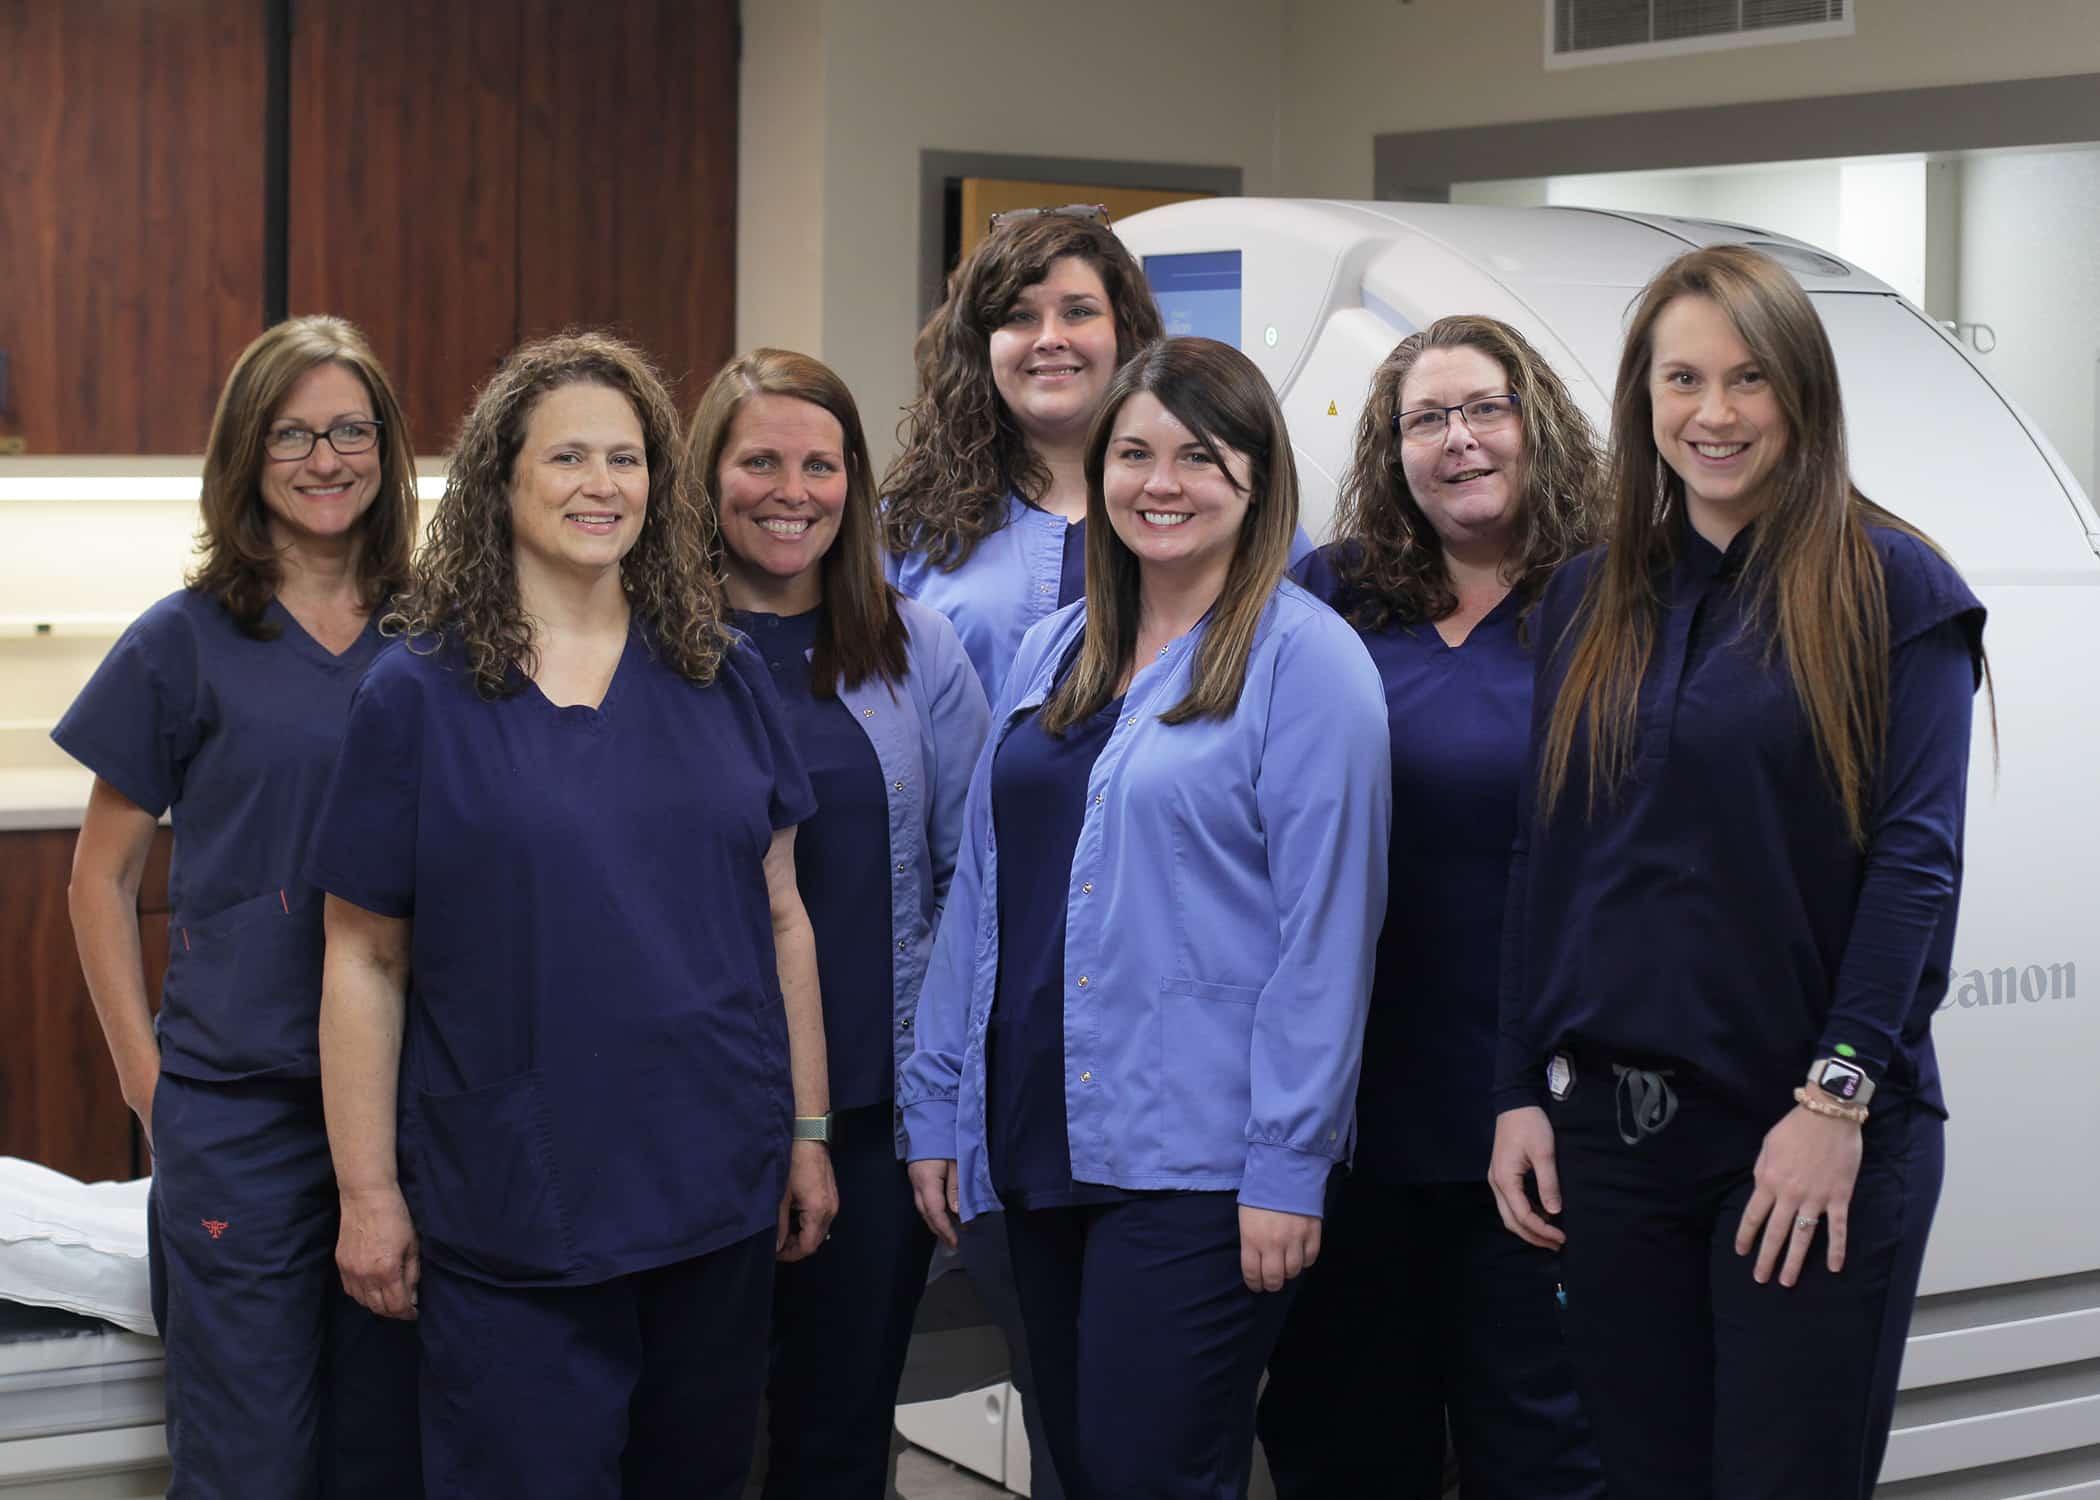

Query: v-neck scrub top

[52,588,386,1081]
[1296,546,1532,1183]
[306,626,816,1287]
[1495,520,1987,1120]
[900,583,1392,1222]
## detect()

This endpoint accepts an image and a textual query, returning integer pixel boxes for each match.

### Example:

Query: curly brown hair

[881,213,1163,570]
[188,315,416,637]
[388,331,733,698]
[1329,316,1601,631]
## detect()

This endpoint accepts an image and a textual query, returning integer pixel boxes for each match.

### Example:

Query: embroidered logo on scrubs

[1547,1052,1576,1101]
[201,1219,229,1240]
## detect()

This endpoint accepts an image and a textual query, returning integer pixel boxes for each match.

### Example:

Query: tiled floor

[897,1445,1013,1498]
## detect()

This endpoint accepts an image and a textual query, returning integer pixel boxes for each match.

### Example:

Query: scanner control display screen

[1145,251,1241,348]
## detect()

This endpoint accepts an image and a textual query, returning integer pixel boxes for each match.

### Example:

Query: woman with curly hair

[54,314,422,1496]
[306,332,837,1499]
[1488,247,1987,1497]
[1259,316,1606,1500]
[883,211,1166,706]
[688,348,989,1498]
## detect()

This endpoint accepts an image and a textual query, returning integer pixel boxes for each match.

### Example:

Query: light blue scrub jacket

[889,493,1320,708]
[816,596,992,1156]
[898,581,1392,1221]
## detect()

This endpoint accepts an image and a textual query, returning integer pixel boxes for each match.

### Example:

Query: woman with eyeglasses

[1257,317,1607,1500]
[54,315,423,1496]
[1488,246,1988,1497]
[687,348,990,1499]
[902,337,1389,1499]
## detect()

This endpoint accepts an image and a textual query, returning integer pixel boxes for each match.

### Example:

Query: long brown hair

[882,214,1163,570]
[1538,245,1957,845]
[1042,338,1298,734]
[189,315,416,637]
[688,348,907,695]
[1330,316,1600,630]
[389,331,732,698]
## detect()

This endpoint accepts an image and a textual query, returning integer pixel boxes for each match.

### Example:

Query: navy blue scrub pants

[1004,1192,1297,1500]
[762,1101,935,1498]
[1256,1175,1604,1499]
[417,1227,775,1500]
[1547,1058,1943,1500]
[148,1071,421,1499]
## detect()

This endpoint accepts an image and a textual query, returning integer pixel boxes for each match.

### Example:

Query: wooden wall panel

[517,0,738,402]
[0,1,268,454]
[287,0,520,455]
[0,830,135,1182]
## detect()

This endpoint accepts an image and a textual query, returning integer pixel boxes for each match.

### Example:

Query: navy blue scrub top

[51,590,385,1081]
[1497,519,1986,1122]
[987,689,1132,1210]
[1296,547,1529,1183]
[1056,517,1088,608]
[306,625,816,1287]
[731,607,896,1112]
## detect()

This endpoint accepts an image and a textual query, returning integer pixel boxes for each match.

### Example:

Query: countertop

[0,769,94,831]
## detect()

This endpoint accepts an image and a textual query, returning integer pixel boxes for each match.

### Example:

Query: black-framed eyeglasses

[1392,394,1520,444]
[264,419,383,462]
[987,202,1111,235]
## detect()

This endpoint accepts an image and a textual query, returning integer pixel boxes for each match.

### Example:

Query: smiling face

[1101,391,1254,587]
[1395,345,1526,563]
[508,381,649,587]
[714,393,850,614]
[987,255,1120,450]
[258,361,384,547]
[1649,293,1789,547]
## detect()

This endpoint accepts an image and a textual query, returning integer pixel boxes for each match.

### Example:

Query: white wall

[1956,146,2100,500]
[1280,0,2100,199]
[738,0,1288,468]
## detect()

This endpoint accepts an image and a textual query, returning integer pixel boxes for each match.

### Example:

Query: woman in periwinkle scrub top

[307,332,837,1499]
[1490,246,1989,1499]
[689,347,989,1498]
[1259,316,1607,1500]
[54,315,423,1496]
[901,337,1390,1500]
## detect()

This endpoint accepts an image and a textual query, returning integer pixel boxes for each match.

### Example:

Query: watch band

[791,1113,833,1144]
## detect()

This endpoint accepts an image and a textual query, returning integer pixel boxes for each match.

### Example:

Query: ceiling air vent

[1547,0,1852,69]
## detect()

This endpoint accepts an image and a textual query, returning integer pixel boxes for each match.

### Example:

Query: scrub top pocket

[1158,978,1260,1177]
[402,1070,577,1284]
[161,889,324,1079]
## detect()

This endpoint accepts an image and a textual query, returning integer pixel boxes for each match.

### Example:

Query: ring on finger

[1793,1213,1819,1232]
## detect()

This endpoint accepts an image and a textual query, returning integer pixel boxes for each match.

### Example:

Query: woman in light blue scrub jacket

[901,336,1391,1500]
[690,347,990,1498]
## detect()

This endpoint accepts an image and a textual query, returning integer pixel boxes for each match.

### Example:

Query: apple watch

[791,1113,833,1144]
[1806,1057,1875,1107]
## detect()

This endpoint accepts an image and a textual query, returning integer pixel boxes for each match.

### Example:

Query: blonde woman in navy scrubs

[56,315,422,1496]
[688,348,990,1498]
[1491,247,1988,1498]
[1260,316,1606,1499]
[902,337,1390,1499]
[308,333,837,1499]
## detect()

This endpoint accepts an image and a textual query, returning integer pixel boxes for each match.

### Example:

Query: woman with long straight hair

[1488,245,1989,1498]
[55,315,422,1494]
[1259,316,1605,1500]
[309,332,836,1498]
[902,337,1389,1499]
[688,348,989,1498]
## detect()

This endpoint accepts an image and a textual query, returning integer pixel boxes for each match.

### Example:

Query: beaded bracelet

[1793,1085,1869,1124]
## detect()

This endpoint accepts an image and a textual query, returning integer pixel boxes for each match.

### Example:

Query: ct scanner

[900,202,2100,1497]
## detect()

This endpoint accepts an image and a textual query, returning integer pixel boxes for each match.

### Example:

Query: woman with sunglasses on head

[308,333,836,1498]
[1257,317,1606,1500]
[688,348,989,1499]
[54,315,423,1496]
[901,337,1389,1500]
[1489,246,1988,1499]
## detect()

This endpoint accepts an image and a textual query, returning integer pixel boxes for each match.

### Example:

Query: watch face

[1817,1060,1865,1100]
[1547,1052,1576,1101]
